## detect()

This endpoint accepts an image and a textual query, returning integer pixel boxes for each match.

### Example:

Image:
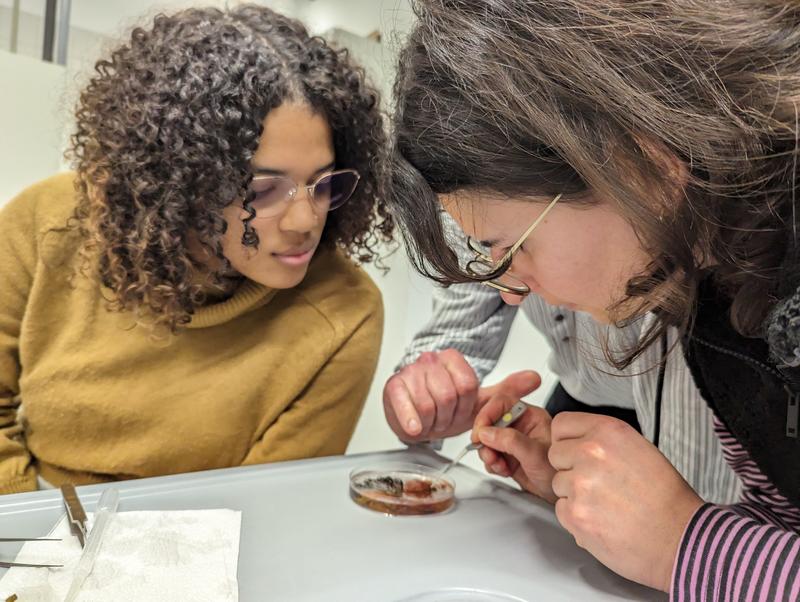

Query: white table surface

[0,448,665,601]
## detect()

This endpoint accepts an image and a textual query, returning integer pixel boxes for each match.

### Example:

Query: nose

[279,187,318,234]
[489,247,506,264]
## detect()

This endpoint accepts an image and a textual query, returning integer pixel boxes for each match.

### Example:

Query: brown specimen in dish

[350,472,455,515]
[402,478,433,497]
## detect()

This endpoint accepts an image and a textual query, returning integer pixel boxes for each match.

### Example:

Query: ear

[633,136,690,222]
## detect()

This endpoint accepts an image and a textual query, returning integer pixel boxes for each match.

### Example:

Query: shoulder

[295,245,383,339]
[1,172,79,235]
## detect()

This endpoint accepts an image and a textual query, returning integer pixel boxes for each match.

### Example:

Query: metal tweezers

[0,484,87,569]
[61,484,88,547]
[0,537,63,569]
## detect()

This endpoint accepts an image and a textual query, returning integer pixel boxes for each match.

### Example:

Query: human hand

[384,349,539,442]
[474,391,557,503]
[547,412,703,592]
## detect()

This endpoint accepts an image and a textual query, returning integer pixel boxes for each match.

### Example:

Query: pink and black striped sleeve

[671,503,800,601]
[670,416,800,601]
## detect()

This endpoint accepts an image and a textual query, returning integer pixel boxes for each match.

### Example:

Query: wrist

[659,492,705,592]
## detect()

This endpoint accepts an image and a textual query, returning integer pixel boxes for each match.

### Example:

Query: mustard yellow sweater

[0,173,383,494]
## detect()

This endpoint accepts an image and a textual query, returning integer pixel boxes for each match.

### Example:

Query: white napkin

[0,509,241,602]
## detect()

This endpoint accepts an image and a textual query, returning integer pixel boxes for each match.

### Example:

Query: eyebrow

[252,161,336,181]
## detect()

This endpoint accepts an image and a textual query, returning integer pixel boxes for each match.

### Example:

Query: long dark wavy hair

[391,0,800,368]
[68,4,392,333]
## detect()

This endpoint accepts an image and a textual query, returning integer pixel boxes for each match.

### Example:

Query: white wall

[0,4,108,64]
[0,1,555,475]
[0,49,66,202]
[0,0,232,32]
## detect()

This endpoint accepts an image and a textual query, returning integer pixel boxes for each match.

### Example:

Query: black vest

[682,278,800,506]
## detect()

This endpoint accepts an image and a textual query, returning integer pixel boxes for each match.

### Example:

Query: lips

[273,245,315,257]
[271,245,317,267]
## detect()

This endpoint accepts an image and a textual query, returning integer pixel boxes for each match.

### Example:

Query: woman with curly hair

[0,4,392,493]
[390,0,800,599]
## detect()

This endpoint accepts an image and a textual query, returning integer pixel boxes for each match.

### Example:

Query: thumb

[477,425,537,461]
[481,370,541,401]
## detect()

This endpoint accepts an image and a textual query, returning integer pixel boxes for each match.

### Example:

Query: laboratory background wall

[0,0,554,471]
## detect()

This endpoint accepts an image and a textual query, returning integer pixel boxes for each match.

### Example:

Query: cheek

[555,224,648,306]
[526,251,594,299]
[519,223,646,308]
[220,207,274,271]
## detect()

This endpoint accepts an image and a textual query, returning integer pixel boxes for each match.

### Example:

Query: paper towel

[0,509,241,602]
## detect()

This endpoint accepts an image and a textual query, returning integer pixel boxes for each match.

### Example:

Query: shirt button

[562,336,570,342]
[555,314,564,322]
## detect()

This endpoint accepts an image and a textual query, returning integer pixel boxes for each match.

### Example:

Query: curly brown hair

[391,0,800,368]
[68,4,392,333]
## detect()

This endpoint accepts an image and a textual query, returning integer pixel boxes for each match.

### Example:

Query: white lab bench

[0,448,665,601]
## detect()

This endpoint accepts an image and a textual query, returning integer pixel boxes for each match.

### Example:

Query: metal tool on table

[0,485,87,570]
[0,485,119,576]
[441,400,530,474]
[63,486,119,602]
[0,533,62,569]
[0,559,62,569]
[61,484,88,548]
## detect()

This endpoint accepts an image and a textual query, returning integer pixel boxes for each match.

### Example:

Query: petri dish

[349,462,455,516]
[394,588,529,601]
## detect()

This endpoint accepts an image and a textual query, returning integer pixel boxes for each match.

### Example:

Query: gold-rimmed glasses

[465,193,562,296]
[247,169,360,219]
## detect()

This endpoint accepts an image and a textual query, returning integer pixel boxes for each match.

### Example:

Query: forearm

[398,282,516,380]
[671,503,800,601]
[0,404,36,493]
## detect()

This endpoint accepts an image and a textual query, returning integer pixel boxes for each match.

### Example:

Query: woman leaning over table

[0,5,391,493]
[389,1,800,600]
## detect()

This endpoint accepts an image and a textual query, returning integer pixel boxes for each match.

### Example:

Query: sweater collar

[188,278,276,329]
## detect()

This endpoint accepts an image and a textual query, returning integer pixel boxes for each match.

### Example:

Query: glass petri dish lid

[394,588,529,601]
[349,462,455,516]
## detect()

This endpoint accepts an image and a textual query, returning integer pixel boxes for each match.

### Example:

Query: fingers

[508,405,552,439]
[474,400,551,443]
[547,437,586,471]
[503,370,542,397]
[478,425,556,498]
[477,425,540,463]
[474,400,519,476]
[423,363,458,434]
[551,468,575,499]
[554,497,574,535]
[383,374,423,437]
[439,349,480,428]
[478,444,512,476]
[383,350,481,440]
[549,422,622,475]
[480,370,541,401]
[394,354,443,435]
[550,411,631,442]
[553,488,586,550]
[472,394,518,443]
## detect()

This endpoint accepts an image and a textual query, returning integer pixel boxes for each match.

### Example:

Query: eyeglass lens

[249,171,359,218]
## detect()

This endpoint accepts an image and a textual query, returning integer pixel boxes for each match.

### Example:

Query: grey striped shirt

[399,215,741,504]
